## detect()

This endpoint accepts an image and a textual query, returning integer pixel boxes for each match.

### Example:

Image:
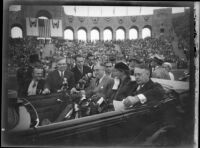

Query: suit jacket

[85,75,114,100]
[110,77,137,101]
[71,65,92,85]
[131,79,165,106]
[23,79,45,96]
[44,70,75,93]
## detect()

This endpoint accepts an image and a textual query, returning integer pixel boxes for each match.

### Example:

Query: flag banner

[26,17,39,36]
[50,19,63,37]
[38,19,50,38]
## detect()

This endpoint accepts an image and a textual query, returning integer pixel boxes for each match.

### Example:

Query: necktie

[32,81,37,88]
[136,85,142,91]
[60,71,64,79]
[96,79,99,86]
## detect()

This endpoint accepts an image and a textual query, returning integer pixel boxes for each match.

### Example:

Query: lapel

[75,66,83,76]
[93,76,106,92]
[98,76,107,88]
[136,80,153,94]
[55,70,63,84]
[36,80,44,94]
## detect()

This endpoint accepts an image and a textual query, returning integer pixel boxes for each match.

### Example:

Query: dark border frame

[2,1,197,147]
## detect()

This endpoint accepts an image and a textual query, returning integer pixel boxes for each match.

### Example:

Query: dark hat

[29,54,40,63]
[153,54,164,65]
[87,52,93,58]
[114,62,129,72]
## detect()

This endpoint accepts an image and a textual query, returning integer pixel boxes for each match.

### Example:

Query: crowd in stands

[7,36,189,75]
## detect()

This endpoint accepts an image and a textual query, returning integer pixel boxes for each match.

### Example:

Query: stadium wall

[8,5,185,40]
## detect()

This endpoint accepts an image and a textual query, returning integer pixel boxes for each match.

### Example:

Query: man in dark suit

[24,67,45,96]
[86,53,96,71]
[85,62,114,100]
[123,63,165,107]
[71,54,93,90]
[17,54,43,97]
[43,57,75,94]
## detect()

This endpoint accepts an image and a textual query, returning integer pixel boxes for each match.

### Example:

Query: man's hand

[123,96,140,108]
[42,88,50,94]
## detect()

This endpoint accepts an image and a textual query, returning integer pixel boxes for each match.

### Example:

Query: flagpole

[88,6,89,16]
[74,6,76,15]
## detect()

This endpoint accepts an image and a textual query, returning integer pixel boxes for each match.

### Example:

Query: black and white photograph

[2,1,199,147]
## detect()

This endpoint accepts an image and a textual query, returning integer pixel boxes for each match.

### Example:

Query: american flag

[38,19,50,38]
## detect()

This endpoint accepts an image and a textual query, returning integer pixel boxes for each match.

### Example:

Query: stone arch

[10,24,23,38]
[129,26,139,39]
[90,27,100,42]
[64,27,74,40]
[142,25,152,39]
[36,10,52,19]
[77,27,87,41]
[116,26,126,40]
[103,27,113,41]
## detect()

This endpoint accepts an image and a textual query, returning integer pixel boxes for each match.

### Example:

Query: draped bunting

[50,19,63,37]
[26,17,39,36]
[26,18,63,37]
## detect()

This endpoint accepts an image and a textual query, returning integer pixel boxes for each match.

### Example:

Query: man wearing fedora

[150,54,170,80]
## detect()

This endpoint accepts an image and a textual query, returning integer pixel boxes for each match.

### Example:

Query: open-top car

[4,78,192,147]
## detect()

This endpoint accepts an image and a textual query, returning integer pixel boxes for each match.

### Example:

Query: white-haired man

[163,62,175,80]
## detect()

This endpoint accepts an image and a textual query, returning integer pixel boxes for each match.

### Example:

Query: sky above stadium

[9,5,186,16]
[63,6,185,16]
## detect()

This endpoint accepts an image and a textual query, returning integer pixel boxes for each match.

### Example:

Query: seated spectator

[85,62,114,100]
[163,62,175,80]
[43,57,75,94]
[26,67,45,96]
[71,54,93,88]
[17,54,43,97]
[110,62,137,102]
[123,63,165,107]
[151,54,171,80]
